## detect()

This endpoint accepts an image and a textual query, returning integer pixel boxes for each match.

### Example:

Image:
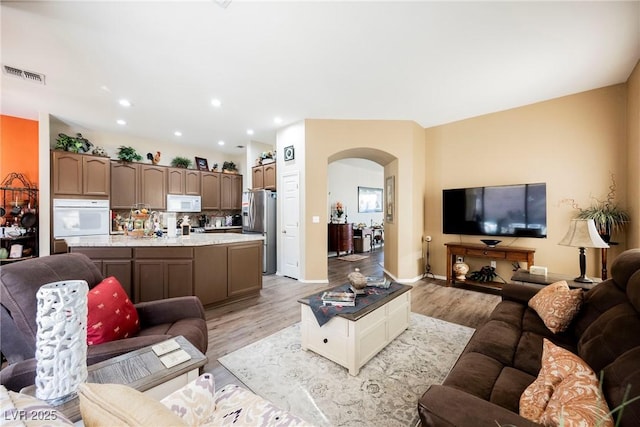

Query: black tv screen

[443,183,547,238]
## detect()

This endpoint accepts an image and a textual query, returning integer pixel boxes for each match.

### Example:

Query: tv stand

[445,242,535,287]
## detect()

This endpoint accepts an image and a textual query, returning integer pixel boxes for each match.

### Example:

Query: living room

[1,1,640,426]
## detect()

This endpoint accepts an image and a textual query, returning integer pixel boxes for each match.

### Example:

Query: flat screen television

[443,183,547,238]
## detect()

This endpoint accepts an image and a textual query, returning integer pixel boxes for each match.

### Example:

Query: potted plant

[117,146,143,162]
[55,133,93,153]
[222,161,238,173]
[572,175,630,243]
[170,156,192,168]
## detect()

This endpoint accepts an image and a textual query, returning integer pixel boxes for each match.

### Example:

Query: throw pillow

[87,276,140,345]
[1,385,73,426]
[520,339,614,427]
[160,373,216,425]
[528,280,583,333]
[78,382,187,427]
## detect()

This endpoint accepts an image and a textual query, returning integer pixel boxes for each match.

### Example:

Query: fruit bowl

[480,239,502,247]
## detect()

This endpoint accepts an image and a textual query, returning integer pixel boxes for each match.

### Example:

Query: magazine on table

[321,291,356,306]
[366,276,391,288]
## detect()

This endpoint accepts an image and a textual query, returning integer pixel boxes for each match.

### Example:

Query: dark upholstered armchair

[0,253,208,392]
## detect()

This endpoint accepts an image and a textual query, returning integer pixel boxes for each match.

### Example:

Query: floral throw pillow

[528,280,583,333]
[520,339,614,427]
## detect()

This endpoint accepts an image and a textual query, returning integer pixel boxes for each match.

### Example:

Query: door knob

[282,230,287,234]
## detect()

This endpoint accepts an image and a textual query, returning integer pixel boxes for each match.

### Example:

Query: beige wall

[299,119,426,282]
[425,84,630,280]
[627,61,640,248]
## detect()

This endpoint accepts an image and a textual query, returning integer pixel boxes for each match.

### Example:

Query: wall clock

[284,145,295,161]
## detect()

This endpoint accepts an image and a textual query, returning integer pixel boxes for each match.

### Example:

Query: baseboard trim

[382,268,423,284]
[298,279,330,284]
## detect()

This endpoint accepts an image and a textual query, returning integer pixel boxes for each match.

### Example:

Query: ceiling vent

[3,65,46,85]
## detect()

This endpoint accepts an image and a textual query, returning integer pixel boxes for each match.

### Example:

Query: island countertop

[64,233,264,247]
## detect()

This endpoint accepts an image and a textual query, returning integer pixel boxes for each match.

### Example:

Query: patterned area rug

[218,313,474,427]
[336,254,369,262]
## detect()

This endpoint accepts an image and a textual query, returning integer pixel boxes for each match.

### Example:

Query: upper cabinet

[52,151,110,197]
[201,172,221,210]
[110,162,166,210]
[109,161,242,212]
[168,168,201,195]
[251,164,276,191]
[221,173,243,210]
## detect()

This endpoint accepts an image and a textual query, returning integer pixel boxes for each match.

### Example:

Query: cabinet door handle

[282,230,287,234]
[323,338,328,344]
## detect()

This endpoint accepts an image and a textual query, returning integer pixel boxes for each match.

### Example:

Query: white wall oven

[52,199,110,238]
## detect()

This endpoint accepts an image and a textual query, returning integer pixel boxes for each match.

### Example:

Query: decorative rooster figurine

[146,151,161,165]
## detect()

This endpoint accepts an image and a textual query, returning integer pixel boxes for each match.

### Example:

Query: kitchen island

[65,233,264,306]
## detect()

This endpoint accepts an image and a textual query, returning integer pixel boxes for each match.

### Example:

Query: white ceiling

[2,1,639,154]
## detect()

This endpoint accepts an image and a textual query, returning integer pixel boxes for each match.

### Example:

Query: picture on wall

[385,176,395,223]
[358,186,383,213]
[195,157,209,171]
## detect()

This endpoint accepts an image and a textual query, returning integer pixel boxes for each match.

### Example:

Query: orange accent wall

[0,115,39,186]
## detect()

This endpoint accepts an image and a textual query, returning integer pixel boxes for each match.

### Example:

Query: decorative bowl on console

[480,239,502,247]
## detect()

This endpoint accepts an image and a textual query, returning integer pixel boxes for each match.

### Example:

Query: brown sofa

[0,253,208,392]
[419,248,640,427]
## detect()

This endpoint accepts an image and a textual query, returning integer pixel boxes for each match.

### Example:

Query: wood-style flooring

[204,250,501,388]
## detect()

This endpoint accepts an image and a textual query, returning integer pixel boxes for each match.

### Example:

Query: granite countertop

[64,233,264,247]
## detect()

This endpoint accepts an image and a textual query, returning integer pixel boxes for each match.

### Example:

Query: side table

[21,335,207,422]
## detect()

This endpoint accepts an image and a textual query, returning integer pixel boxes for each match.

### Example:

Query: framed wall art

[195,157,209,171]
[385,176,395,223]
[358,186,383,213]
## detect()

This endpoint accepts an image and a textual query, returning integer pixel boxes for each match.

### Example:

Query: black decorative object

[481,239,501,247]
[284,145,295,161]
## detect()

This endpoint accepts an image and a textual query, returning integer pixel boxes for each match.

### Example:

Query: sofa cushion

[489,367,536,413]
[1,385,73,426]
[520,339,613,427]
[78,382,187,427]
[463,319,520,366]
[602,347,640,427]
[443,352,505,401]
[87,277,140,346]
[528,281,583,333]
[161,373,216,425]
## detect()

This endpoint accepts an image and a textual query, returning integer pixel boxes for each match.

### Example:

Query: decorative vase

[452,261,470,282]
[35,280,89,405]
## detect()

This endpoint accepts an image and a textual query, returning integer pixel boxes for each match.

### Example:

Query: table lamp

[559,219,609,283]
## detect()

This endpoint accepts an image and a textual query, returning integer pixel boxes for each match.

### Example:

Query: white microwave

[166,194,201,213]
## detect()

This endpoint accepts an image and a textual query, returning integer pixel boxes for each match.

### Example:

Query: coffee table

[298,284,411,375]
[21,335,207,422]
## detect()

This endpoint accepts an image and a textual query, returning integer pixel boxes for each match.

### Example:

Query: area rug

[337,254,368,262]
[218,313,474,427]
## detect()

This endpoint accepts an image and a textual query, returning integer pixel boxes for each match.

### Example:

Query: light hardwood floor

[203,250,501,387]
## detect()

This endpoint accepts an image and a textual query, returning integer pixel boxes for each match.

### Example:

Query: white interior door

[281,172,300,279]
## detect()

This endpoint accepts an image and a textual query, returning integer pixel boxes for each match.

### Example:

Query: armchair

[0,253,208,392]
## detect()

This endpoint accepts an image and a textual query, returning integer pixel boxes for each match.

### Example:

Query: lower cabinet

[227,243,262,298]
[70,242,262,305]
[134,248,193,303]
[69,248,133,298]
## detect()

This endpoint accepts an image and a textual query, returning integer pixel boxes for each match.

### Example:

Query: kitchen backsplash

[111,209,241,233]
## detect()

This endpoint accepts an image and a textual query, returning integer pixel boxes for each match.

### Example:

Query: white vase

[35,280,89,404]
[453,262,470,282]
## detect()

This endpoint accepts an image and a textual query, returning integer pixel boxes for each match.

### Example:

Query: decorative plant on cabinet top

[117,146,143,162]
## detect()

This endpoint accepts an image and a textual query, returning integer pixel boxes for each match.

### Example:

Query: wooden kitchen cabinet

[201,172,221,210]
[134,247,193,303]
[110,161,139,209]
[227,242,262,298]
[52,151,110,197]
[194,245,228,305]
[221,173,243,210]
[251,164,276,190]
[139,165,166,210]
[167,168,201,195]
[69,247,133,298]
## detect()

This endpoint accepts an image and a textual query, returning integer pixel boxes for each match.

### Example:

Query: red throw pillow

[87,277,140,346]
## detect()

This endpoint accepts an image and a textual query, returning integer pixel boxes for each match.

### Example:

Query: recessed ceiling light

[119,99,131,107]
[274,117,283,125]
[246,129,254,135]
[218,140,225,146]
[174,131,182,137]
[116,119,126,125]
[211,99,222,108]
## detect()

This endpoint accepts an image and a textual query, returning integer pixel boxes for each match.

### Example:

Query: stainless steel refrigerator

[242,189,277,274]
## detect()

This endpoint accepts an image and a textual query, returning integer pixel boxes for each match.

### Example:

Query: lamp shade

[559,219,609,249]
